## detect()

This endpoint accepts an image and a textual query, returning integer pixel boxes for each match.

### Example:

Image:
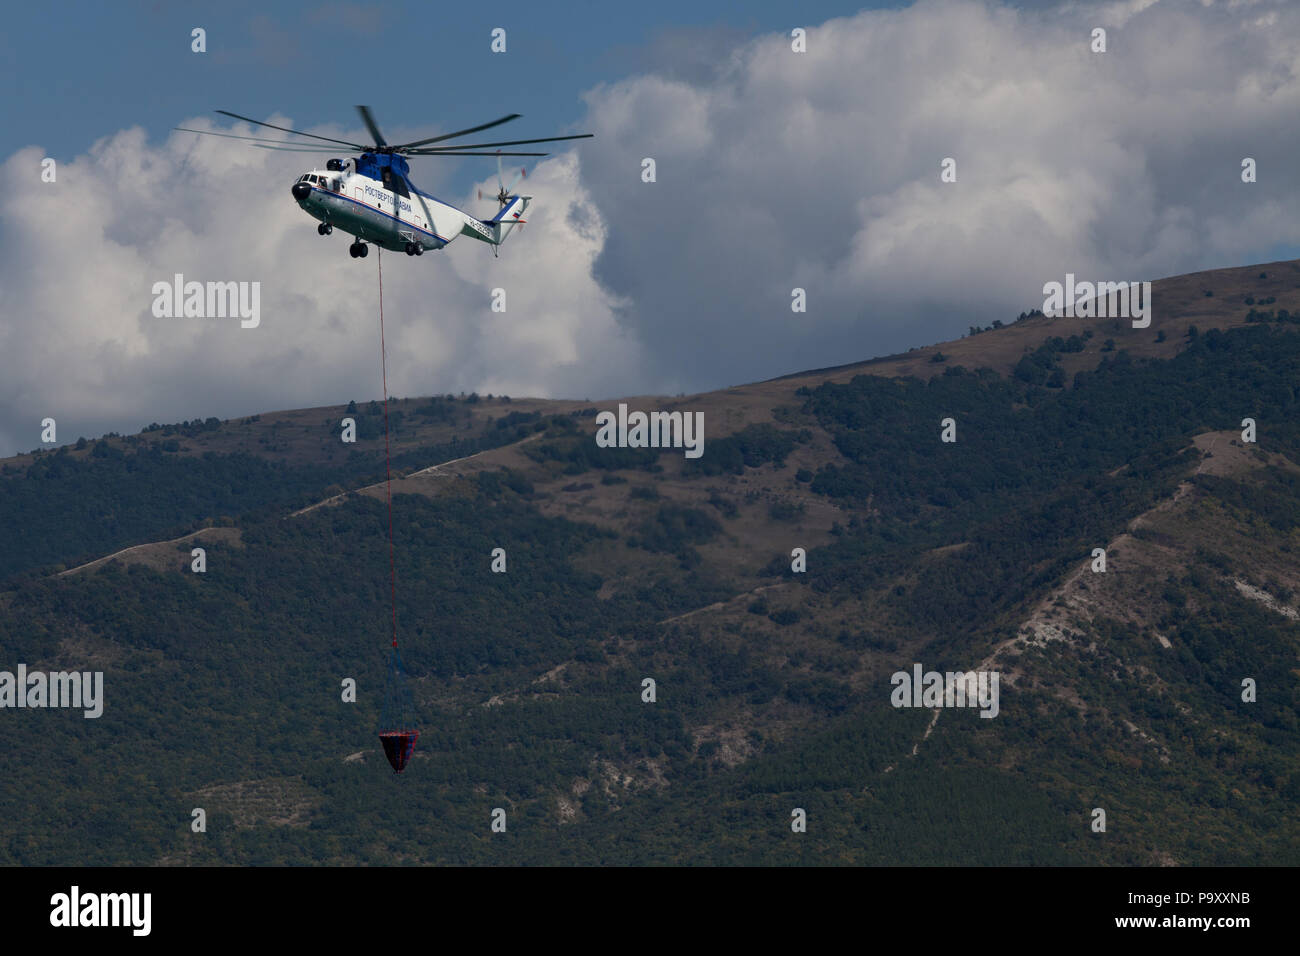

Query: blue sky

[3,0,907,195]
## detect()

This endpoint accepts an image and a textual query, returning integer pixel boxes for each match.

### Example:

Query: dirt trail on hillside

[656,582,788,626]
[289,433,543,517]
[59,527,242,577]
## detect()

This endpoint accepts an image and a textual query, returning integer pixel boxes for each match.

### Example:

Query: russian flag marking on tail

[489,196,529,245]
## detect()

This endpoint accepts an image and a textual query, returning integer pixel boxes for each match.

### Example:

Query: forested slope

[1,275,1298,865]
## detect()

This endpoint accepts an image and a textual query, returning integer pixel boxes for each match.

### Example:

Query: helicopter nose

[291,180,312,202]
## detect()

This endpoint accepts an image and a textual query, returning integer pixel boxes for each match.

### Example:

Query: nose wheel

[349,242,369,258]
[317,223,333,236]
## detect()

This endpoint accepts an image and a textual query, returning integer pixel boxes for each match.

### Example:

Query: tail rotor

[478,151,528,208]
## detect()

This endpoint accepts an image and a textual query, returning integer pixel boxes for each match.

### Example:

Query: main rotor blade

[356,105,387,147]
[390,114,521,150]
[414,133,593,152]
[215,110,365,149]
[407,150,549,157]
[250,144,344,152]
[176,127,309,146]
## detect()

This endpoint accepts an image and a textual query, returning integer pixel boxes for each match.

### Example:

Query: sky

[2,0,1300,455]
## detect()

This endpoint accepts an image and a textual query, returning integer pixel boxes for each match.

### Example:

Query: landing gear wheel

[358,243,369,258]
[318,223,333,236]
[414,244,423,256]
[349,242,363,258]
[405,242,417,256]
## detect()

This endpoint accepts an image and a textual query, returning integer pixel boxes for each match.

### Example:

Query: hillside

[1,259,1298,865]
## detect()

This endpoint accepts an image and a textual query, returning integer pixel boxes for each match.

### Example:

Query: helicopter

[176,106,592,258]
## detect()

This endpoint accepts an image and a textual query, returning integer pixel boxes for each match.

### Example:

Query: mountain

[2,259,1298,865]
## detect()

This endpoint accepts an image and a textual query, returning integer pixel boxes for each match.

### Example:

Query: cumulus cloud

[3,0,1300,454]
[578,0,1300,389]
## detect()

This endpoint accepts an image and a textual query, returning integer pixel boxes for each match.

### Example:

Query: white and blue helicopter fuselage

[290,154,526,257]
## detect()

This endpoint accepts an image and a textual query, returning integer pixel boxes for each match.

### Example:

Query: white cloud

[576,0,1300,388]
[1090,0,1162,28]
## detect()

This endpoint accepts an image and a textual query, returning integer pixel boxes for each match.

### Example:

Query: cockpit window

[381,168,410,198]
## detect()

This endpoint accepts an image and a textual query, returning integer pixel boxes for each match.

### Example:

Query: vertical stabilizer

[489,196,529,245]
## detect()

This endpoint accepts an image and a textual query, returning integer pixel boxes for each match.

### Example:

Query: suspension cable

[378,248,398,650]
